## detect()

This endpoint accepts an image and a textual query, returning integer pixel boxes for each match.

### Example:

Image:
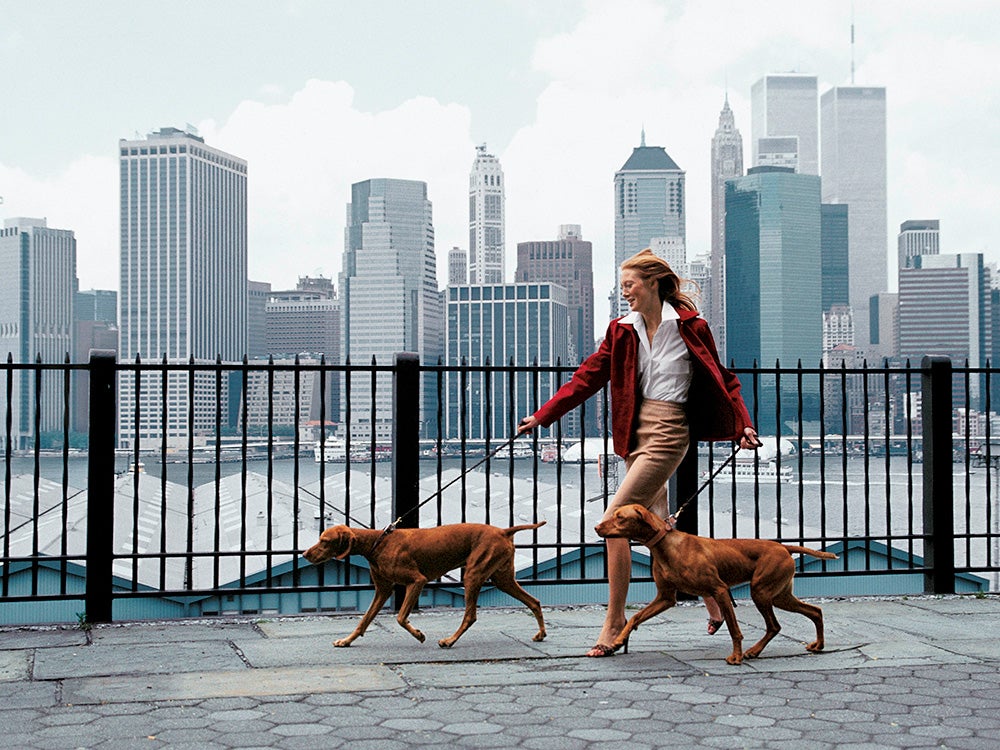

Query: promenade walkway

[1,595,998,749]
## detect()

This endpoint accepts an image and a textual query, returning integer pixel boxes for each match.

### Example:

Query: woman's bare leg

[595,536,631,647]
[704,595,724,633]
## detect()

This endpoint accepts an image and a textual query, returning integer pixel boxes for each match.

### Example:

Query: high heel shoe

[585,635,629,657]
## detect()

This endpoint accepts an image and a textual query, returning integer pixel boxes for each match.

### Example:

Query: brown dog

[303,522,547,648]
[594,504,837,664]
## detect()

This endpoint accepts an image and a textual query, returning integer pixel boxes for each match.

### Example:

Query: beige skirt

[603,399,690,521]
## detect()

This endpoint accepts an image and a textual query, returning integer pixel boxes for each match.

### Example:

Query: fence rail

[1,351,997,625]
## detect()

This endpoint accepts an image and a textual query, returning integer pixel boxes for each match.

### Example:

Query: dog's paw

[333,639,352,648]
[725,653,743,665]
[805,640,824,653]
[438,638,454,648]
[532,631,546,642]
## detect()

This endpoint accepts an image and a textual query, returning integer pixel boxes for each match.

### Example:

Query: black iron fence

[1,351,997,625]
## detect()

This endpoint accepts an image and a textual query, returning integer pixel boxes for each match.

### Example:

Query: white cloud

[0,155,118,290]
[199,79,475,289]
[2,0,998,335]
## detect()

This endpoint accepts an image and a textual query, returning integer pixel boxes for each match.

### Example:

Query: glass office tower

[725,166,822,432]
[612,133,686,319]
[444,283,569,441]
[340,178,440,441]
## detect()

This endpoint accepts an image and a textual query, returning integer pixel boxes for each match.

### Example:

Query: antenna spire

[640,126,646,147]
[850,3,856,84]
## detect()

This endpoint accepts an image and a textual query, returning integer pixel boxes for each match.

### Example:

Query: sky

[2,0,999,338]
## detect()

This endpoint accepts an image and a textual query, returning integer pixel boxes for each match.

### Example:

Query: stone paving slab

[61,664,405,704]
[0,679,59,708]
[900,596,1000,615]
[395,652,697,689]
[0,649,30,681]
[89,621,263,645]
[233,628,548,668]
[859,639,979,665]
[0,627,88,651]
[32,639,248,679]
[255,617,394,639]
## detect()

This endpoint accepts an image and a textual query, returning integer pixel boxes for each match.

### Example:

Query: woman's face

[620,268,658,314]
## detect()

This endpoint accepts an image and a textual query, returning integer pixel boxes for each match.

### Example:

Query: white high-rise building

[0,218,77,449]
[118,127,247,449]
[823,304,855,353]
[898,219,940,271]
[612,131,686,319]
[448,246,468,286]
[899,253,991,406]
[469,144,505,284]
[821,86,887,349]
[751,74,819,175]
[341,178,440,441]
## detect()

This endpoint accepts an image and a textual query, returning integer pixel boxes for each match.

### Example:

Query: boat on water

[493,444,535,460]
[313,440,392,463]
[702,459,794,483]
[313,440,347,463]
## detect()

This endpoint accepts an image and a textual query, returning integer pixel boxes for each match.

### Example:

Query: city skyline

[1,1,997,345]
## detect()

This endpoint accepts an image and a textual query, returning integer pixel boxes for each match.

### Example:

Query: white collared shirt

[622,302,693,403]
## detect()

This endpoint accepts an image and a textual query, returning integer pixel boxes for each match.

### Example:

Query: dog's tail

[505,521,547,536]
[784,545,838,560]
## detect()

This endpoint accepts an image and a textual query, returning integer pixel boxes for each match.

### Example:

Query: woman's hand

[740,427,761,450]
[518,416,539,434]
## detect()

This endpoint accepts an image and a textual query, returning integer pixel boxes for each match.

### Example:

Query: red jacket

[533,308,754,458]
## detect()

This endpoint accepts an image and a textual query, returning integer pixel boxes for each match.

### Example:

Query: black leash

[671,444,743,521]
[370,432,525,553]
[298,484,372,530]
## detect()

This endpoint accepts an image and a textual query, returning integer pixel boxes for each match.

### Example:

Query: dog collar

[369,523,397,556]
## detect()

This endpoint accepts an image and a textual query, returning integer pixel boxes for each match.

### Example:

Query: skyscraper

[0,218,77,448]
[76,289,118,325]
[444,282,569,440]
[899,253,991,405]
[73,287,118,436]
[516,225,595,363]
[469,144,505,284]
[709,95,744,358]
[265,290,338,358]
[247,281,272,358]
[897,219,940,271]
[340,178,440,441]
[820,203,850,313]
[449,246,468,286]
[869,291,898,359]
[118,127,247,448]
[821,86,887,349]
[725,167,822,430]
[613,132,686,318]
[751,74,819,175]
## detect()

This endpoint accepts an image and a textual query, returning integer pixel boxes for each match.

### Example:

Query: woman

[518,249,759,657]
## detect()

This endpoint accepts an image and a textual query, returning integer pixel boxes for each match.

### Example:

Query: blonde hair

[620,249,698,312]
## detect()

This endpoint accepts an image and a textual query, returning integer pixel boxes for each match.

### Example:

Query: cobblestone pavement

[1,595,998,749]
